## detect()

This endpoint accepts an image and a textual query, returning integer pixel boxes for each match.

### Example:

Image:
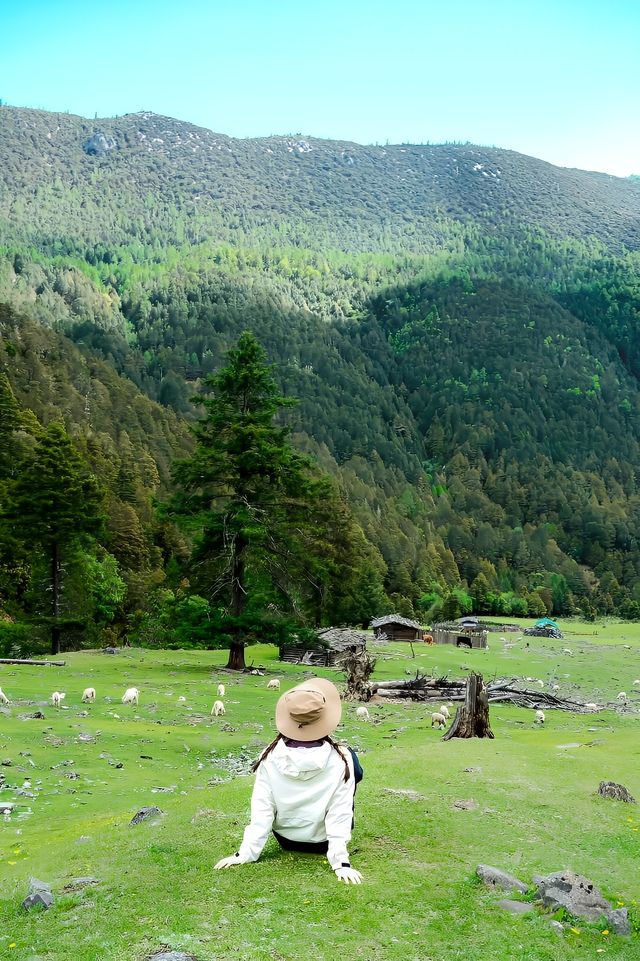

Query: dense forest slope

[3,105,640,635]
[1,106,640,253]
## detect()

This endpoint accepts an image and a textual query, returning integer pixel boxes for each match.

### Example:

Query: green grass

[1,619,639,960]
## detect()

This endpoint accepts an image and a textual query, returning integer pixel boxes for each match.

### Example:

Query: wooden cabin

[370,614,422,641]
[280,627,367,667]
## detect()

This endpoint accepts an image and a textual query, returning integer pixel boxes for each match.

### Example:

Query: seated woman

[214,677,363,884]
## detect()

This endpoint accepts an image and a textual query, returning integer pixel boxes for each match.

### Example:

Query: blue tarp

[535,617,560,629]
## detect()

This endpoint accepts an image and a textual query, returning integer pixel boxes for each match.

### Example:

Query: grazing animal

[81,687,96,703]
[122,687,139,706]
[212,700,225,717]
[217,683,225,697]
[535,709,545,724]
[633,680,640,686]
[617,692,627,701]
[355,705,370,721]
[267,679,281,691]
[51,692,66,707]
[431,712,447,729]
[0,688,9,705]
[439,705,450,719]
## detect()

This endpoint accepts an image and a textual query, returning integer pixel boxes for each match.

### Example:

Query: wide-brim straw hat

[275,677,342,741]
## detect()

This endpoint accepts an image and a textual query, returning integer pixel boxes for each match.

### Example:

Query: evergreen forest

[3,105,640,654]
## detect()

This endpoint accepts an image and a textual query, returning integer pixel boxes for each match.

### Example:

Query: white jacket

[236,739,356,871]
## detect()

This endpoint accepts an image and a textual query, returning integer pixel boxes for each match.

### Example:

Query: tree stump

[598,781,636,803]
[443,672,494,740]
[338,646,377,701]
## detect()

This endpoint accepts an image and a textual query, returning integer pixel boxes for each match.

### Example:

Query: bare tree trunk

[51,540,61,656]
[339,647,377,701]
[226,534,246,670]
[443,673,494,740]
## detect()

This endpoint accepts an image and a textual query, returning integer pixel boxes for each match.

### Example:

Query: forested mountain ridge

[2,106,640,253]
[3,105,640,641]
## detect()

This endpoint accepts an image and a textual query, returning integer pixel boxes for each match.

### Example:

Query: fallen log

[368,674,604,713]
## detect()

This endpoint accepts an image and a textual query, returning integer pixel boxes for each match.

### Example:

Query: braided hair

[252,734,350,782]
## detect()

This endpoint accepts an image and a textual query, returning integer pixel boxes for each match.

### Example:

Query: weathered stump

[338,646,377,701]
[597,781,636,803]
[443,673,494,740]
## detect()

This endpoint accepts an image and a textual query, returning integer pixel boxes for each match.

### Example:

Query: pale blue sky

[1,0,638,176]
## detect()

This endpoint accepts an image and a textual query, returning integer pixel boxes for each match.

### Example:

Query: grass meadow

[0,618,639,961]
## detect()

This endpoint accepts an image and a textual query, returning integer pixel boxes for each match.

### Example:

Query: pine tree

[168,332,362,669]
[4,423,104,653]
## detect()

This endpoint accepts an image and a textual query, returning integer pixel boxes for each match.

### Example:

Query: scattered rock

[496,898,535,915]
[549,919,565,933]
[476,865,528,894]
[1,758,12,766]
[19,711,46,720]
[598,781,636,803]
[453,799,478,811]
[103,646,119,654]
[130,806,164,826]
[463,766,482,773]
[83,132,117,157]
[62,876,101,892]
[147,952,200,961]
[535,871,630,934]
[22,878,54,911]
[0,801,15,813]
[383,788,425,800]
[77,732,97,743]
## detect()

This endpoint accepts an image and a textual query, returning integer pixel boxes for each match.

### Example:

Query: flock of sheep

[0,678,284,716]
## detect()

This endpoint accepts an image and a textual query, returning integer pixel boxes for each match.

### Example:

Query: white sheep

[562,649,573,656]
[267,679,281,691]
[633,680,640,686]
[217,683,226,697]
[439,705,450,719]
[122,687,139,706]
[552,684,560,692]
[0,688,9,705]
[355,705,370,721]
[431,711,447,729]
[51,691,66,708]
[535,709,545,724]
[212,700,225,717]
[617,692,627,701]
[81,687,96,703]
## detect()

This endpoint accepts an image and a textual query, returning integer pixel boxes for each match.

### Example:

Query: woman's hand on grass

[214,854,243,869]
[335,867,363,884]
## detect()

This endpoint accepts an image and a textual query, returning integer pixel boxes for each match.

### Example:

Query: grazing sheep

[81,687,96,703]
[439,705,450,720]
[51,691,66,707]
[212,700,225,717]
[122,687,139,706]
[431,712,447,729]
[217,683,225,697]
[535,709,545,724]
[355,706,370,721]
[0,688,9,705]
[267,679,281,691]
[617,692,627,701]
[633,680,640,686]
